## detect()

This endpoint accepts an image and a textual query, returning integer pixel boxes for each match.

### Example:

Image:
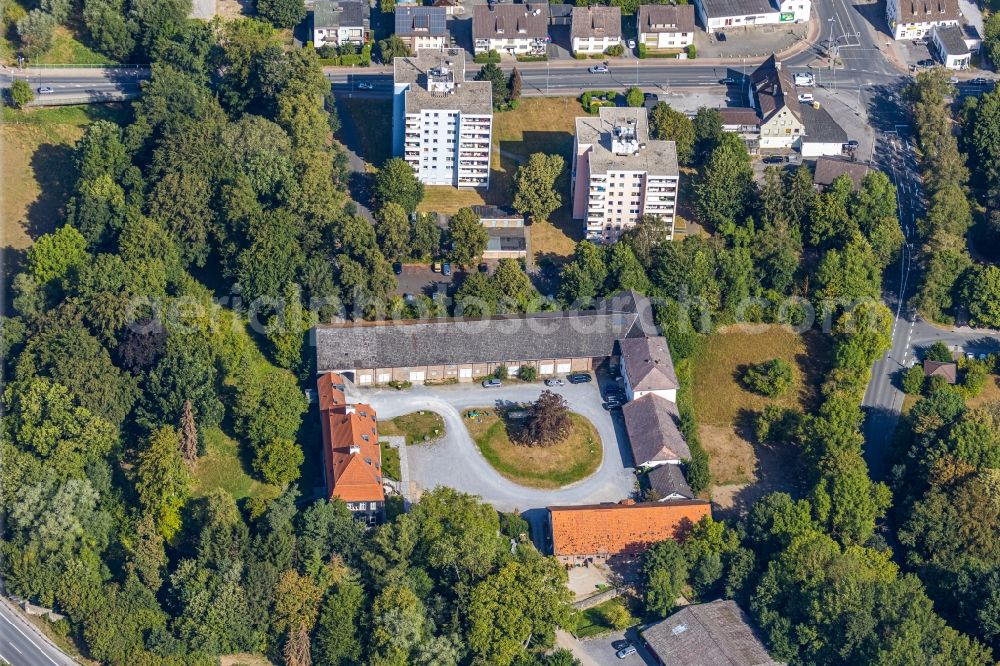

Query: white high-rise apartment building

[392,52,493,189]
[571,108,679,243]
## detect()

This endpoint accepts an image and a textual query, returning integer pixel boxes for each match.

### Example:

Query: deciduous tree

[374,157,424,214]
[447,207,489,266]
[513,152,564,223]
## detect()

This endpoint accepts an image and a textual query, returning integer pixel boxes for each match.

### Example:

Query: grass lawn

[463,407,601,488]
[569,597,639,639]
[192,427,279,501]
[418,186,487,214]
[2,104,128,252]
[490,97,582,261]
[692,326,829,493]
[1,4,115,65]
[379,411,445,445]
[380,441,402,481]
[336,96,392,168]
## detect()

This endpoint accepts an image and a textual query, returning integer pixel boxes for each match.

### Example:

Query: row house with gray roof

[473,4,549,55]
[312,0,370,47]
[571,6,622,55]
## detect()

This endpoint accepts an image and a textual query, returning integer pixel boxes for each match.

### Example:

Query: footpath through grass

[379,411,445,445]
[463,407,601,488]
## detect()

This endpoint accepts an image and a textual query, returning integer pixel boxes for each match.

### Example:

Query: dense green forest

[3,7,998,664]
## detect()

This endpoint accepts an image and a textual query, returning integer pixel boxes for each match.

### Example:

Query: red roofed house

[318,373,385,525]
[548,500,711,566]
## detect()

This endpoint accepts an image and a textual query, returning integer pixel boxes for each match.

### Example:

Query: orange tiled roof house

[317,373,385,525]
[548,500,712,566]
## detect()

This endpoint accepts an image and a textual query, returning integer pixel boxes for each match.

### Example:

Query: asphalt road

[0,598,77,666]
[0,66,144,104]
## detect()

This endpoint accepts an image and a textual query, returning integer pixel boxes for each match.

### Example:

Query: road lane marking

[0,608,60,666]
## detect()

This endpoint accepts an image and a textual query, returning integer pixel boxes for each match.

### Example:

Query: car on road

[37,86,54,94]
[482,378,502,388]
[589,65,609,74]
[357,81,374,90]
[567,373,592,384]
[626,39,636,49]
[545,378,565,387]
[718,77,735,85]
[763,155,784,164]
[393,261,403,275]
[616,646,637,659]
[797,93,814,103]
[793,73,814,87]
[611,639,631,651]
[442,262,452,276]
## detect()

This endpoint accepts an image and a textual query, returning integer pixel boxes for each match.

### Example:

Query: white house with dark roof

[637,5,695,50]
[886,0,960,39]
[473,4,549,55]
[931,23,971,68]
[619,336,678,402]
[571,6,622,55]
[313,0,370,47]
[395,6,449,53]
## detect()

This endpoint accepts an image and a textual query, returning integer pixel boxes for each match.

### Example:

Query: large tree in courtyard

[513,153,564,223]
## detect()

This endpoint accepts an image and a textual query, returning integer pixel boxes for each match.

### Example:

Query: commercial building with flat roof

[393,53,493,189]
[571,107,679,243]
[694,0,809,34]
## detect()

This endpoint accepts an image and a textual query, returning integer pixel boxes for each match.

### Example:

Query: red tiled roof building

[548,500,711,566]
[318,373,385,525]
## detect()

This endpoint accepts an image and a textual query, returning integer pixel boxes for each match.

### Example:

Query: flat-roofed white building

[694,0,809,34]
[393,53,493,189]
[571,107,679,244]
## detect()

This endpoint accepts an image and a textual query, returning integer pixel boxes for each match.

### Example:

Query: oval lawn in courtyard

[462,407,602,489]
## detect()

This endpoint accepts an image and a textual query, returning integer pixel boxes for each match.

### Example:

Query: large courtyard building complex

[571,107,679,243]
[392,53,493,189]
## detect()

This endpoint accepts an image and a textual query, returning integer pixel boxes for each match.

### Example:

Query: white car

[793,73,814,87]
[37,86,54,94]
[589,65,609,74]
[626,40,636,49]
[356,81,374,90]
[797,93,814,103]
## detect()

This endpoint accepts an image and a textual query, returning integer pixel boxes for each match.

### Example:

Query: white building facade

[886,0,960,39]
[695,0,809,34]
[571,6,622,55]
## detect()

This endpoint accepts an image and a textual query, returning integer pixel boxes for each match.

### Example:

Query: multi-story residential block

[571,107,679,243]
[392,53,493,189]
[317,373,385,525]
[886,0,959,39]
[312,0,370,48]
[472,4,549,55]
[395,6,449,53]
[571,6,622,54]
[694,0,810,34]
[637,4,695,51]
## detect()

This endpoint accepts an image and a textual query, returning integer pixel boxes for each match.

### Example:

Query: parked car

[37,86,53,94]
[611,640,631,651]
[950,76,960,84]
[603,401,623,411]
[357,81,374,90]
[478,262,489,273]
[567,373,592,384]
[785,154,798,163]
[482,378,502,388]
[844,139,860,149]
[442,262,452,276]
[793,73,814,87]
[589,65,609,74]
[716,31,726,41]
[432,261,441,272]
[797,93,814,103]
[966,352,975,359]
[917,58,935,67]
[616,646,637,659]
[979,353,989,360]
[626,39,636,49]
[393,261,403,275]
[763,155,784,164]
[545,378,565,387]
[718,77,735,85]
[605,390,626,401]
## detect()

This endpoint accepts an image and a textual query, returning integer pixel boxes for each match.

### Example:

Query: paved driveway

[349,381,637,517]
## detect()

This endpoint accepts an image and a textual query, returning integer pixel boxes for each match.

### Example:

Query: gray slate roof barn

[697,0,775,19]
[571,6,622,40]
[314,291,658,372]
[619,336,679,392]
[622,394,690,465]
[647,463,694,500]
[395,6,448,37]
[637,4,696,34]
[813,158,869,190]
[642,599,782,666]
[799,104,848,144]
